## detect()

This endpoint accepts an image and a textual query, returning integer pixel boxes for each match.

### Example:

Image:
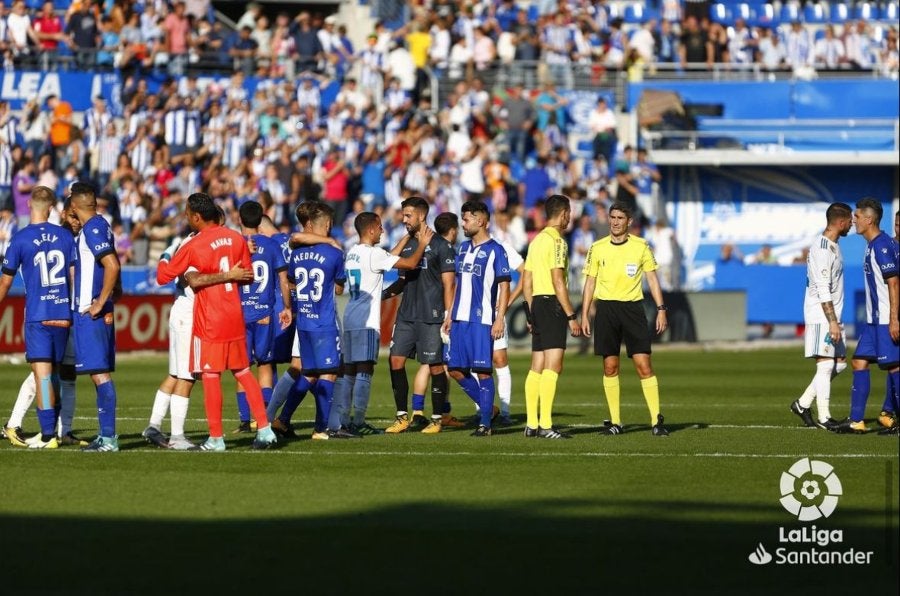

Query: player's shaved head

[239,200,264,228]
[30,185,56,208]
[826,202,852,224]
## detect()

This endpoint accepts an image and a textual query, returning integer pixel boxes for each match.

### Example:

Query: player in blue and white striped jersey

[835,198,900,434]
[442,201,511,436]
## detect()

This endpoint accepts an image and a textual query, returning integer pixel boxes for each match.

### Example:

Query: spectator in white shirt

[728,18,756,65]
[758,28,787,70]
[814,25,845,70]
[844,20,875,69]
[630,19,656,62]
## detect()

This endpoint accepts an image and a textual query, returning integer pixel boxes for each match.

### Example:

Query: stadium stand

[0,0,896,333]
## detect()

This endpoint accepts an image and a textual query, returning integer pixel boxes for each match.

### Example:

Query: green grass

[0,347,897,595]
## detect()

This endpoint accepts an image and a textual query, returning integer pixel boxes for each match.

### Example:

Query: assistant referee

[580,202,669,436]
[522,194,581,439]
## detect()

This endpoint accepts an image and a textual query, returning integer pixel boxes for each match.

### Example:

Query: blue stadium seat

[881,2,898,23]
[829,3,850,23]
[752,3,777,26]
[803,2,827,24]
[779,3,801,23]
[814,28,826,41]
[624,3,647,23]
[527,4,539,24]
[733,3,754,22]
[710,3,733,24]
[854,1,876,20]
[608,2,623,19]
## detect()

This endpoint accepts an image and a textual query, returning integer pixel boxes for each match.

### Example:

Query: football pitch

[0,347,897,595]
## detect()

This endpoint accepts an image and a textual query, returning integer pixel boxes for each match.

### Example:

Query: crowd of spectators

[1,0,896,78]
[2,0,893,286]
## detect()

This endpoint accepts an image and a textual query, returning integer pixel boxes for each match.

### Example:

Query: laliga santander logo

[747,458,873,566]
[779,458,842,521]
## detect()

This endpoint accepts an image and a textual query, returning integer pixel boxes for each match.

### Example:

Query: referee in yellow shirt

[522,194,581,439]
[580,202,669,436]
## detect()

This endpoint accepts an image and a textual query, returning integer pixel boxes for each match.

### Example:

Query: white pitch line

[63,418,838,431]
[65,418,818,431]
[3,449,890,459]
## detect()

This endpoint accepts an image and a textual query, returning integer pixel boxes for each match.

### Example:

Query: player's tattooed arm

[821,301,838,324]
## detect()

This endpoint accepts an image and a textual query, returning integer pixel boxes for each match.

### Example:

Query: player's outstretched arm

[288,231,342,250]
[157,238,193,285]
[394,227,432,269]
[389,234,411,256]
[184,263,254,290]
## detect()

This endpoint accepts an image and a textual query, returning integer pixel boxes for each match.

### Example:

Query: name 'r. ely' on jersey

[2,222,75,322]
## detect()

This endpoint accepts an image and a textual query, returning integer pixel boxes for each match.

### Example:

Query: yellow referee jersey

[583,235,658,302]
[525,226,568,296]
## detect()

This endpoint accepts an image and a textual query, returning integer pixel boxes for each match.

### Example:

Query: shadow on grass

[1,498,895,595]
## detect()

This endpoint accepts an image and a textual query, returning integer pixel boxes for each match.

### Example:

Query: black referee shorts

[593,300,652,358]
[532,295,568,351]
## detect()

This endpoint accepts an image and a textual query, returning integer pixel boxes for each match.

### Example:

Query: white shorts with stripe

[168,298,194,380]
[804,322,847,359]
[343,328,380,364]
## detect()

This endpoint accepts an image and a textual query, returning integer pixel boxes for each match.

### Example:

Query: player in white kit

[790,202,852,430]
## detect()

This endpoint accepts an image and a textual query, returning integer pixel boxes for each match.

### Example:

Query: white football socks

[8,374,36,428]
